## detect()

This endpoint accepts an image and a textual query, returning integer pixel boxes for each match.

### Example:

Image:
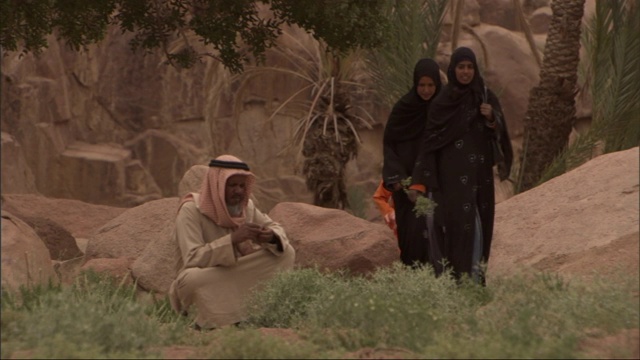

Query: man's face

[225,174,247,207]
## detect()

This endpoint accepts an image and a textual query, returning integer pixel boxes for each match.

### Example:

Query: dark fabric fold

[381,58,442,267]
[382,58,442,188]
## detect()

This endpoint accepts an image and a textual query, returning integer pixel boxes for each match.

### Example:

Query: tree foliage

[0,0,389,73]
[365,0,448,107]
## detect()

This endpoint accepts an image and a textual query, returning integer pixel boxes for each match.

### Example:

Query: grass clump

[246,263,639,358]
[2,264,637,358]
[1,270,191,359]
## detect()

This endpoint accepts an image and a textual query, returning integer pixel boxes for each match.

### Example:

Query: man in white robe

[169,155,295,329]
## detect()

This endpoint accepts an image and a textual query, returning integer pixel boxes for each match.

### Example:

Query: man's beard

[227,203,243,217]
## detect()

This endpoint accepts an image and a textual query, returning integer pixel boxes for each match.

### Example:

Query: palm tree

[536,0,640,184]
[233,0,449,210]
[517,0,586,192]
[231,30,375,209]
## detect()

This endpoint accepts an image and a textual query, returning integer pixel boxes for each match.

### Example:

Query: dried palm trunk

[519,0,585,191]
[301,92,358,209]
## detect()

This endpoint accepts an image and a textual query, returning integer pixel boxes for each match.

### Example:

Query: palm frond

[366,0,448,107]
[538,0,640,184]
[451,0,465,51]
[512,0,542,67]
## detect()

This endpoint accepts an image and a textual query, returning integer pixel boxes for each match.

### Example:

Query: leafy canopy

[0,0,389,73]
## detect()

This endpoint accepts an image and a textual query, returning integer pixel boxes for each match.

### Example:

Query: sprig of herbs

[399,177,438,217]
[413,195,437,217]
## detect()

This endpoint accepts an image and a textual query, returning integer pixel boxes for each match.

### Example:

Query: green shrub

[245,264,639,358]
[1,270,190,358]
[2,264,637,359]
[246,267,345,328]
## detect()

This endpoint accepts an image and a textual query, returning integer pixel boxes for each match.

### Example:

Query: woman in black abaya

[412,47,513,283]
[382,58,442,267]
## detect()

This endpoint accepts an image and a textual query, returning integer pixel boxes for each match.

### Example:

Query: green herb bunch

[400,177,438,217]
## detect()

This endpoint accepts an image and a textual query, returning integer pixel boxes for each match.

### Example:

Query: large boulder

[130,221,180,294]
[489,147,640,278]
[529,6,552,34]
[252,175,313,213]
[20,216,83,261]
[177,165,208,198]
[1,194,126,239]
[1,211,58,291]
[477,0,519,31]
[85,197,179,261]
[131,200,398,294]
[269,202,398,275]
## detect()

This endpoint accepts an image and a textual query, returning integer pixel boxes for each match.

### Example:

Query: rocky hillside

[2,146,637,293]
[1,0,596,215]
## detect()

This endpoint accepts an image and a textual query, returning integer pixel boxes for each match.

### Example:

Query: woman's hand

[407,189,422,203]
[480,103,496,128]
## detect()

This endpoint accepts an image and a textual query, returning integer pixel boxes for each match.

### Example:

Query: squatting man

[169,155,295,330]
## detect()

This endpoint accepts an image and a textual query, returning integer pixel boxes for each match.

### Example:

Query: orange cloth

[372,181,397,237]
[409,184,426,193]
[373,181,394,216]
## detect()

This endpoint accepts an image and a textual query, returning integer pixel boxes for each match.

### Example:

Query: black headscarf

[421,47,486,152]
[418,47,513,180]
[383,58,442,143]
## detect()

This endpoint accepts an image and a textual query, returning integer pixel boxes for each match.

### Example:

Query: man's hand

[231,223,262,244]
[256,226,275,244]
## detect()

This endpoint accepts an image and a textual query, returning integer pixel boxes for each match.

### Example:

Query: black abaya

[413,47,513,281]
[382,58,442,267]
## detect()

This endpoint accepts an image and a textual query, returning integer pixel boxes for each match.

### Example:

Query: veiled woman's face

[417,76,437,101]
[455,60,475,85]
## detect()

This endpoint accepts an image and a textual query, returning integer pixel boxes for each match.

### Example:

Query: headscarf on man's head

[187,155,256,228]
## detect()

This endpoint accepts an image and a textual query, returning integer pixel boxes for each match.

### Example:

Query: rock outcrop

[1,194,126,239]
[1,146,637,295]
[19,216,83,261]
[84,197,179,261]
[129,201,398,294]
[489,147,639,279]
[269,202,398,275]
[1,2,580,209]
[1,211,58,290]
